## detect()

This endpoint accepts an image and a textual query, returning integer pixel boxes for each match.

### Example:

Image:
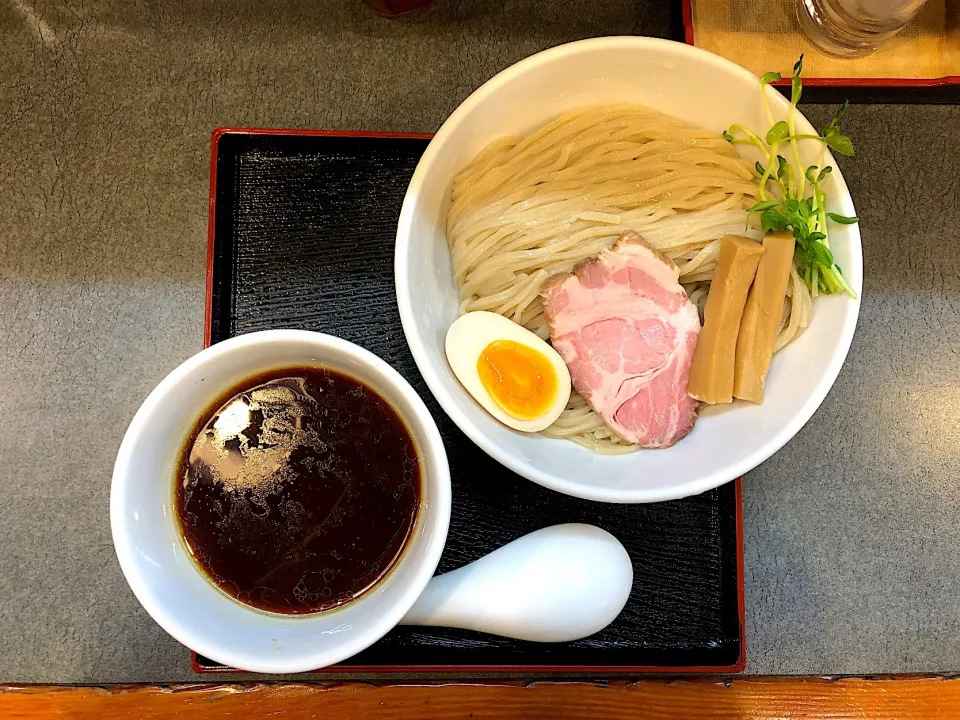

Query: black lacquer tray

[195,129,744,674]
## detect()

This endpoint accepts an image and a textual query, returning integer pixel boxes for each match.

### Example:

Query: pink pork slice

[540,232,701,448]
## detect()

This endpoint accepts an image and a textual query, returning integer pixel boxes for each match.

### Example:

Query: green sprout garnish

[723,55,858,298]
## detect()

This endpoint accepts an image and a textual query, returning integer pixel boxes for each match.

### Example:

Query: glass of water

[796,0,930,56]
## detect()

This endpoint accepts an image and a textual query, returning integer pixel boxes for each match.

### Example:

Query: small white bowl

[395,37,862,503]
[111,330,450,673]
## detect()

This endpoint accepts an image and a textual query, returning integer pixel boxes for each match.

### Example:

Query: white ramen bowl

[111,330,451,672]
[395,37,862,503]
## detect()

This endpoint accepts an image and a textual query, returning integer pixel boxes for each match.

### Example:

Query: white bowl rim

[395,36,862,503]
[110,329,452,672]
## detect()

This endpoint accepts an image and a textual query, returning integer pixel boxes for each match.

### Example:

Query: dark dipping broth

[175,367,421,615]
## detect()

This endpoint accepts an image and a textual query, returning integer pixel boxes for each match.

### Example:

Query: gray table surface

[2,0,959,684]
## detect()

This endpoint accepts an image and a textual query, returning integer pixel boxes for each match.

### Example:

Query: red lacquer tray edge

[196,127,747,676]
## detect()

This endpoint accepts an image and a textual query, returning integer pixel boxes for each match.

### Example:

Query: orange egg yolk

[477,340,557,420]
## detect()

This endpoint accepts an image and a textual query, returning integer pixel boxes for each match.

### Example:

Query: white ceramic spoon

[399,523,633,642]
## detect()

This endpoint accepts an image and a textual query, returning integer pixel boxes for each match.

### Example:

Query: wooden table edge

[3,675,960,718]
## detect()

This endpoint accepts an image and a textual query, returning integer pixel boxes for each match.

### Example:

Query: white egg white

[445,311,572,433]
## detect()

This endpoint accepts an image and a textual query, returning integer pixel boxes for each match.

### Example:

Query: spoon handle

[399,523,633,642]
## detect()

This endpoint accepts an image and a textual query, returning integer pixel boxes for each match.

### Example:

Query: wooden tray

[683,0,960,90]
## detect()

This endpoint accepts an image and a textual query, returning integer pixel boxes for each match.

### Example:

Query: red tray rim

[198,127,747,675]
[681,0,960,88]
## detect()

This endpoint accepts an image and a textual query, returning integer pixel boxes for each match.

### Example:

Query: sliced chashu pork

[540,232,701,448]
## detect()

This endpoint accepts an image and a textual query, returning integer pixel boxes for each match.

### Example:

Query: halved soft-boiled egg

[445,311,571,433]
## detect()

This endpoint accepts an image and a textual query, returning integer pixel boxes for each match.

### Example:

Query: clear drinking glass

[796,0,930,56]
